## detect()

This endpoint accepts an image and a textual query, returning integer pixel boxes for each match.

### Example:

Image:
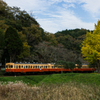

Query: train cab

[5,63,14,73]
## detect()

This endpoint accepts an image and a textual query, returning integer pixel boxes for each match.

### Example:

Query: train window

[31,66,32,68]
[19,66,21,68]
[40,66,41,68]
[22,66,23,68]
[29,66,30,68]
[36,66,37,68]
[44,66,45,68]
[52,66,53,68]
[26,66,27,68]
[38,66,39,68]
[11,65,13,68]
[33,66,35,68]
[46,66,47,68]
[16,66,18,69]
[24,66,25,68]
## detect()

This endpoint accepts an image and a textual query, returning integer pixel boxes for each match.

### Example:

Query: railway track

[0,73,53,77]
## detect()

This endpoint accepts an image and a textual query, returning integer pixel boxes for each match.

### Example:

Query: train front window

[6,65,8,68]
[6,64,13,68]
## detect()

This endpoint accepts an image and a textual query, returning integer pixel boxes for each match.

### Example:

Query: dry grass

[0,81,100,100]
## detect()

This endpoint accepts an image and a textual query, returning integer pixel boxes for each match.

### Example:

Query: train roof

[6,62,55,65]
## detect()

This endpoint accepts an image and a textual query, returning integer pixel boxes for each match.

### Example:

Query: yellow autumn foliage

[81,21,100,63]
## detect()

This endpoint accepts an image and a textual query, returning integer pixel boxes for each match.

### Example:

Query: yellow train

[5,62,96,75]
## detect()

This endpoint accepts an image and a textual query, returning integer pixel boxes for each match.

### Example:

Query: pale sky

[4,0,100,33]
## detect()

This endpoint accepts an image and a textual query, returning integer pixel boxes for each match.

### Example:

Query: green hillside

[0,0,90,64]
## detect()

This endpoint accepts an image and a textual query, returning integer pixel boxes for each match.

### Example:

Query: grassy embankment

[0,73,100,85]
[0,73,100,100]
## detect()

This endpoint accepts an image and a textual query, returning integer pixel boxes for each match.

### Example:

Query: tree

[17,42,30,61]
[0,29,4,62]
[54,60,66,73]
[23,25,42,53]
[81,21,100,72]
[34,41,56,63]
[5,26,23,62]
[75,59,82,68]
[54,60,75,73]
[65,62,75,70]
[34,41,78,63]
[44,32,58,46]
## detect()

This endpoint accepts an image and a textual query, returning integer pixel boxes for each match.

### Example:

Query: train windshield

[6,65,13,68]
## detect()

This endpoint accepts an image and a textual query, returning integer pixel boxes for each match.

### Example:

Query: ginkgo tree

[81,21,100,72]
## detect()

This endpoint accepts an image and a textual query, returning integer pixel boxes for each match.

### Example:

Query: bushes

[0,70,5,76]
[75,60,82,68]
[55,60,75,69]
[65,62,75,69]
[0,81,100,100]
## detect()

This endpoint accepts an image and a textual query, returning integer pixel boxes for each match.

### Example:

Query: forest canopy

[0,0,91,65]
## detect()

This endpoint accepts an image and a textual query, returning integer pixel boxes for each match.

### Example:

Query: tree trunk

[97,61,100,73]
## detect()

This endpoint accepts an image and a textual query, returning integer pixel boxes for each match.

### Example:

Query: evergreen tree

[5,26,23,62]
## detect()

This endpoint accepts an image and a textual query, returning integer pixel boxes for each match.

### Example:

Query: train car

[5,62,71,74]
[5,62,96,75]
[74,64,96,72]
[73,68,96,73]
